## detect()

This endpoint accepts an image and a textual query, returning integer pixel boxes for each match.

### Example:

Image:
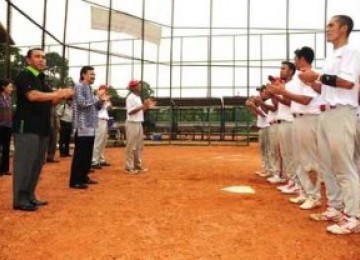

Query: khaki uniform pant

[259,127,271,172]
[267,124,281,176]
[125,121,144,170]
[354,118,360,173]
[277,121,295,180]
[292,115,321,199]
[318,106,359,217]
[92,119,108,164]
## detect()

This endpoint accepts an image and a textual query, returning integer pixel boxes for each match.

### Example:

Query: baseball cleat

[310,207,342,222]
[326,216,360,235]
[267,175,286,184]
[135,167,149,173]
[299,197,321,210]
[289,194,307,205]
[125,169,139,175]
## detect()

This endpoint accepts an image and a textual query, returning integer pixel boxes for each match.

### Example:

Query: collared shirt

[126,92,144,122]
[72,82,103,136]
[13,66,52,135]
[320,44,360,107]
[0,94,12,128]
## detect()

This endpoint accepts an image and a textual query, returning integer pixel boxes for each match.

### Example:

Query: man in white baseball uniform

[300,15,360,235]
[267,62,296,190]
[246,88,271,176]
[256,89,283,183]
[270,47,323,209]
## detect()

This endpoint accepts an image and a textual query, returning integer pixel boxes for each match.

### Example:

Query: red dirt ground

[1,144,360,259]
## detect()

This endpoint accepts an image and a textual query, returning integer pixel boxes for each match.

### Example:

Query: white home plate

[221,186,255,194]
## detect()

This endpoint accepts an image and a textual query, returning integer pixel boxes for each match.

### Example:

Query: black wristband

[320,74,337,87]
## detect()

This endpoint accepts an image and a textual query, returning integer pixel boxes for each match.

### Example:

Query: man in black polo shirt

[13,48,73,211]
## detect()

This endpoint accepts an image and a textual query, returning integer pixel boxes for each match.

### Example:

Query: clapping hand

[245,97,257,108]
[298,69,320,85]
[61,88,74,99]
[55,88,74,100]
[267,82,285,95]
[144,99,157,109]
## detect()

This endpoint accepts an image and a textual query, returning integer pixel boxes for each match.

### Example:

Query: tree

[139,80,155,100]
[45,52,74,88]
[0,47,75,88]
[139,81,155,134]
[0,44,25,80]
[107,85,122,101]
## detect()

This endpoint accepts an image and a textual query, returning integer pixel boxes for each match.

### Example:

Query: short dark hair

[333,15,354,36]
[0,79,12,92]
[281,61,296,76]
[80,66,94,80]
[294,46,314,64]
[27,48,44,58]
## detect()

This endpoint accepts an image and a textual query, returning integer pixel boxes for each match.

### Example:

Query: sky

[1,0,360,97]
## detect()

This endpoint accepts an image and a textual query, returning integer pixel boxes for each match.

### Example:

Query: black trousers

[59,120,72,156]
[13,134,48,206]
[69,133,95,186]
[0,126,11,174]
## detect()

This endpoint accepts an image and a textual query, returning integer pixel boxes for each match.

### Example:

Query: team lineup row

[246,15,360,235]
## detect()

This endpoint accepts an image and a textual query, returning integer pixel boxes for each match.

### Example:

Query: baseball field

[1,144,359,259]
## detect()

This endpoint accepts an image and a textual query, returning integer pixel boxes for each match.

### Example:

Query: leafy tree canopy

[45,52,74,88]
[140,80,155,100]
[0,44,25,80]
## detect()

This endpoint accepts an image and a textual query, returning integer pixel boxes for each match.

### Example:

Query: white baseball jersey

[275,80,294,122]
[320,44,360,107]
[287,72,322,115]
[256,106,270,128]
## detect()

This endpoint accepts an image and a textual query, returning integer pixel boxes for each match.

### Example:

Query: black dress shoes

[13,204,37,211]
[31,199,48,206]
[91,164,102,170]
[70,183,88,189]
[46,159,59,163]
[100,162,111,167]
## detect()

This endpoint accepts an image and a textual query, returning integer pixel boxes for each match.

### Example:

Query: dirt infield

[1,144,360,259]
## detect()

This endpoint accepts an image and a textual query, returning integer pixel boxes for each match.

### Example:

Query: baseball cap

[128,80,140,89]
[98,85,108,91]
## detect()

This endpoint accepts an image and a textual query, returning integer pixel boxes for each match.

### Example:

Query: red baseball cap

[128,80,140,89]
[98,85,108,91]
